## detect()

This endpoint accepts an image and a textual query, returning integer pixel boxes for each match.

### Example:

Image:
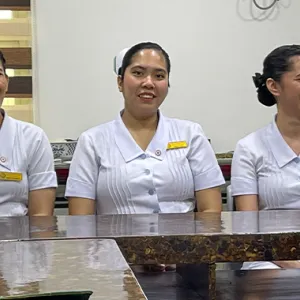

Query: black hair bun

[252,73,265,88]
[252,73,276,107]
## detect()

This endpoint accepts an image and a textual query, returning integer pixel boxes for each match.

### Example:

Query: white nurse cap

[113,47,130,75]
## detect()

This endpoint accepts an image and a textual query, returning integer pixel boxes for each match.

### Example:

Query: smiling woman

[117,43,170,124]
[65,41,225,273]
[0,49,57,217]
[66,41,225,216]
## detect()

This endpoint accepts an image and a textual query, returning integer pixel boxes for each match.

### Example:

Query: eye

[156,73,166,79]
[132,70,143,76]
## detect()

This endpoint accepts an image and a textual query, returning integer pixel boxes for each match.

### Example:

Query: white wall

[31,0,298,152]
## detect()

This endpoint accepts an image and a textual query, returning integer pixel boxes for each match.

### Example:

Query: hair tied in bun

[252,72,266,89]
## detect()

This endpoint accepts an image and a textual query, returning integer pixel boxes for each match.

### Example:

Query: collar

[114,110,169,163]
[0,109,16,171]
[266,115,297,168]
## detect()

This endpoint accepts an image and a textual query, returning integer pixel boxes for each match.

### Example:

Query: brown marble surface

[1,211,300,263]
[0,239,146,300]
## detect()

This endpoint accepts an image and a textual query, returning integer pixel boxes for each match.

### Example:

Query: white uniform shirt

[231,116,300,270]
[0,110,57,216]
[65,111,225,214]
[231,116,300,210]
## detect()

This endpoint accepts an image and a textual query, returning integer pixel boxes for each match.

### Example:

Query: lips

[138,93,156,99]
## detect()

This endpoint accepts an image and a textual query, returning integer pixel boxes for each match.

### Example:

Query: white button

[141,154,147,159]
[0,157,6,163]
[145,169,150,175]
[155,150,161,156]
[148,189,155,195]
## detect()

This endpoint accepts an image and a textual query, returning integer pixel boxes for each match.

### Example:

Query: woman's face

[270,56,300,116]
[0,62,8,107]
[118,49,169,118]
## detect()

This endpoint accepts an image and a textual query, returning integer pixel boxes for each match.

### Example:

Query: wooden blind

[0,0,30,10]
[0,0,31,98]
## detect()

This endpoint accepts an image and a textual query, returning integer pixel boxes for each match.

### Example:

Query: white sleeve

[28,131,57,191]
[65,133,99,200]
[187,124,225,191]
[231,142,258,196]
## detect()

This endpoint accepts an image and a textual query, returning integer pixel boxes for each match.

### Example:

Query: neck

[121,109,158,131]
[276,110,300,139]
[0,108,3,128]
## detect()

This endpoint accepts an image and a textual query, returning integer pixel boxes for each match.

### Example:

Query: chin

[137,107,158,118]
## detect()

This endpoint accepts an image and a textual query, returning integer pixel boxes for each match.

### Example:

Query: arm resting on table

[28,188,56,216]
[68,197,96,215]
[195,187,222,212]
[235,195,259,211]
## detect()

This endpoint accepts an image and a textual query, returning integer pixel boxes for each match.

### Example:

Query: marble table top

[0,210,300,238]
[1,211,300,264]
[0,239,146,300]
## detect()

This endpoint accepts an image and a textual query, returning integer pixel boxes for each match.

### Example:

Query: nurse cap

[113,47,130,75]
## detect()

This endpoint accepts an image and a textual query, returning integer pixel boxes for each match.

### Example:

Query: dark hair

[253,44,300,107]
[119,42,171,83]
[0,51,6,75]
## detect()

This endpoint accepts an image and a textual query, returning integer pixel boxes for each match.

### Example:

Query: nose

[142,75,155,89]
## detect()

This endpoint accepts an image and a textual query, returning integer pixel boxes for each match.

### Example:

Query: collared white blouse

[65,111,225,214]
[0,110,57,216]
[231,117,300,210]
[231,117,300,270]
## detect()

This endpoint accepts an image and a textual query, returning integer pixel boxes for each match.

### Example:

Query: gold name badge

[0,172,22,182]
[167,141,188,150]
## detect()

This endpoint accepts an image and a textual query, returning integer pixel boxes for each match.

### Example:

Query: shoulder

[9,118,53,162]
[233,123,271,165]
[164,116,206,138]
[235,123,270,152]
[81,119,115,137]
[77,120,115,145]
[12,117,46,142]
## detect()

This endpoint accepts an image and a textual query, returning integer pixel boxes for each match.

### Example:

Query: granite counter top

[0,239,146,300]
[1,211,300,264]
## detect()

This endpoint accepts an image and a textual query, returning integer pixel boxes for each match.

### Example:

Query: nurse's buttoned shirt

[231,116,300,210]
[0,110,57,216]
[65,111,225,214]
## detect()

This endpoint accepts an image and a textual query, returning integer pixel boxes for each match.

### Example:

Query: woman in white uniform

[0,51,57,216]
[66,41,225,216]
[231,44,300,269]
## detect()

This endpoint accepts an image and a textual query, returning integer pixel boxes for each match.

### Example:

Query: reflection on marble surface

[0,217,30,240]
[58,210,300,238]
[1,211,300,240]
[0,239,146,299]
[0,241,53,296]
[0,211,300,265]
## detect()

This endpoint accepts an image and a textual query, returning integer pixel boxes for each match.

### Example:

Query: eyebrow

[131,65,167,73]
